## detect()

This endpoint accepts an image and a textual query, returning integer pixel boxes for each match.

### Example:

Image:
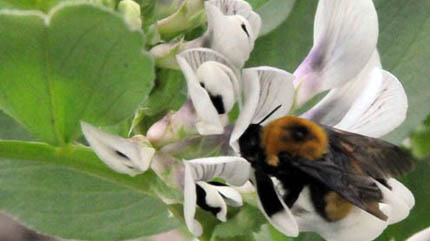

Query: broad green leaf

[0,141,179,240]
[0,3,154,145]
[255,0,296,36]
[375,0,430,143]
[142,68,187,117]
[211,204,266,240]
[410,116,430,159]
[247,0,316,71]
[246,0,269,9]
[133,68,186,135]
[0,111,35,141]
[0,0,64,11]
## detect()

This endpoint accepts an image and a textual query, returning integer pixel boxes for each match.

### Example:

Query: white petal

[211,185,243,207]
[197,61,236,113]
[197,182,228,222]
[178,48,241,103]
[294,0,378,106]
[177,55,221,135]
[230,67,295,151]
[207,0,261,40]
[374,180,412,224]
[81,122,154,176]
[186,156,251,186]
[293,188,389,241]
[387,178,415,209]
[335,69,408,137]
[301,51,381,126]
[406,227,430,241]
[252,173,299,237]
[205,2,255,67]
[184,163,203,236]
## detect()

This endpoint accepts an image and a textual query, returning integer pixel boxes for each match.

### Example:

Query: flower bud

[118,0,142,30]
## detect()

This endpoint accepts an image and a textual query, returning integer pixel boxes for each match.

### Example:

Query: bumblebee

[239,115,414,223]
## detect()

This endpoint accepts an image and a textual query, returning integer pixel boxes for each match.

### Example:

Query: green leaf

[0,141,179,240]
[410,116,430,159]
[375,0,430,143]
[142,68,187,117]
[0,0,64,11]
[0,3,154,145]
[255,0,296,36]
[0,111,35,141]
[247,0,316,71]
[211,204,266,240]
[245,0,269,9]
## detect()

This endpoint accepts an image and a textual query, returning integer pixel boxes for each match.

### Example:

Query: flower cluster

[81,0,414,240]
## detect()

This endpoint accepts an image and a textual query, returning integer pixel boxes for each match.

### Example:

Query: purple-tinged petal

[294,0,378,106]
[335,69,408,137]
[301,51,381,126]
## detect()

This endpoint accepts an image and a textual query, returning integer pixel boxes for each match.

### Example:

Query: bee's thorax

[262,116,328,165]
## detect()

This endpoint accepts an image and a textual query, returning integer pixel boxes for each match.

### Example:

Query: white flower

[147,101,198,146]
[293,0,379,108]
[177,48,241,135]
[81,122,155,176]
[153,0,261,69]
[225,0,413,240]
[204,0,261,67]
[183,157,251,236]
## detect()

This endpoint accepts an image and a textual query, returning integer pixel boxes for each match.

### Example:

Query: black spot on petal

[241,23,250,38]
[209,94,226,114]
[115,150,129,160]
[196,184,222,216]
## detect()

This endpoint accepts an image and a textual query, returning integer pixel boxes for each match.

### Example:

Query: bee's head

[262,116,328,161]
[238,124,264,164]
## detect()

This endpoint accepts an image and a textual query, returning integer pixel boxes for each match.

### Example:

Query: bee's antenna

[257,105,282,125]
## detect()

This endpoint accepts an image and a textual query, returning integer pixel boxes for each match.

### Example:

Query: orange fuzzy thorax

[262,116,328,165]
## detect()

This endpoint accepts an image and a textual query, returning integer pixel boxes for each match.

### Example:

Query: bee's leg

[255,170,285,216]
[283,184,305,208]
[254,170,299,236]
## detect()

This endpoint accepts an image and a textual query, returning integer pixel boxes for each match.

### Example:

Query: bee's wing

[324,126,414,179]
[253,170,299,237]
[284,156,388,221]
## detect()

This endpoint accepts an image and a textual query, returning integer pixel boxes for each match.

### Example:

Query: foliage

[0,0,428,240]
